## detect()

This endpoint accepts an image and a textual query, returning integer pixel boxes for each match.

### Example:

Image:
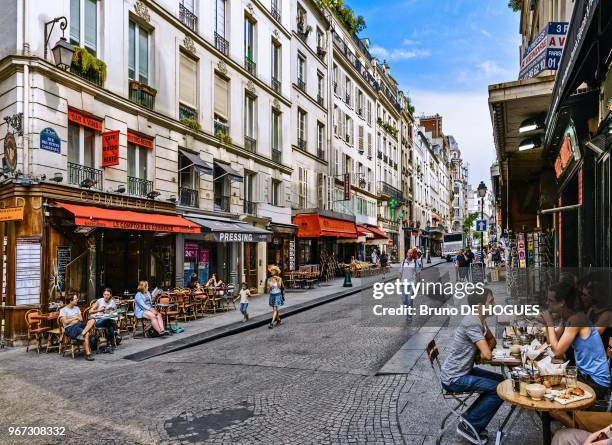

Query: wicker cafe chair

[45,313,62,353]
[59,322,82,359]
[158,294,180,330]
[25,309,51,354]
[175,292,196,323]
[425,339,482,445]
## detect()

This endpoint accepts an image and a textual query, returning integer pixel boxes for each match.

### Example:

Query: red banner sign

[343,173,350,201]
[68,109,103,132]
[101,130,120,167]
[127,131,154,149]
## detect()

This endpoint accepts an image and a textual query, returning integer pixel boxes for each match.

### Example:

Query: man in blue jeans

[440,288,503,444]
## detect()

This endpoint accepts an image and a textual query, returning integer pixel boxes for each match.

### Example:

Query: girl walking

[238,282,251,322]
[267,266,284,328]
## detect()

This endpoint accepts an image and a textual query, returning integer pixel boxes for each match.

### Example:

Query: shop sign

[127,131,154,149]
[203,232,271,242]
[343,173,350,201]
[517,233,527,268]
[3,132,17,172]
[40,127,61,153]
[0,206,24,221]
[554,124,580,179]
[101,130,120,167]
[79,190,163,211]
[68,109,103,132]
[288,239,295,271]
[519,22,568,80]
[184,242,199,259]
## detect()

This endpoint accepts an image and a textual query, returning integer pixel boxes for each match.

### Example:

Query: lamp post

[44,17,74,69]
[477,181,487,262]
[426,220,431,263]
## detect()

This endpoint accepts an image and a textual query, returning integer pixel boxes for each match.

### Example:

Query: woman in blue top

[267,266,284,329]
[135,280,168,336]
[542,282,610,400]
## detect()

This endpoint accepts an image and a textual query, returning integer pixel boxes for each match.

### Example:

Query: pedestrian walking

[237,282,250,322]
[400,248,421,322]
[371,248,378,266]
[267,266,284,328]
[379,250,388,278]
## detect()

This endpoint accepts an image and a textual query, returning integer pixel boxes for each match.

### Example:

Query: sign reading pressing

[203,232,272,243]
[519,22,568,80]
[40,127,61,153]
[101,130,120,167]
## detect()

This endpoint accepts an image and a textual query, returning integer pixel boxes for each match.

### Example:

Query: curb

[124,261,446,362]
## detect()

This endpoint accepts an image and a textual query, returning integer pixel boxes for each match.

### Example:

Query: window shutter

[358,126,364,151]
[367,133,372,157]
[84,0,97,51]
[180,53,197,108]
[214,75,229,118]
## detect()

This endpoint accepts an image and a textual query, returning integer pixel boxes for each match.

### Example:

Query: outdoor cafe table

[496,379,595,445]
[155,302,178,332]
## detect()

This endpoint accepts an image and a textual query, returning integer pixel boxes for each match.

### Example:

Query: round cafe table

[496,379,595,445]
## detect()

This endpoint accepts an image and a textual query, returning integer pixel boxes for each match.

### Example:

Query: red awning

[293,214,357,238]
[356,225,374,238]
[364,225,389,240]
[55,201,200,233]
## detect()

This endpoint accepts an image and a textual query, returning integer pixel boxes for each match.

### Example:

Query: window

[244,172,255,206]
[215,0,226,37]
[271,179,281,206]
[70,0,98,55]
[357,90,364,115]
[179,52,198,119]
[244,17,255,62]
[271,41,281,83]
[297,53,306,87]
[358,126,364,152]
[298,167,308,208]
[333,105,339,136]
[367,133,372,158]
[317,122,325,155]
[244,94,255,138]
[316,28,324,49]
[333,64,338,94]
[345,78,351,105]
[317,72,324,104]
[344,115,353,144]
[214,73,229,129]
[271,110,281,152]
[298,109,307,146]
[68,122,95,167]
[128,20,149,85]
[127,143,149,180]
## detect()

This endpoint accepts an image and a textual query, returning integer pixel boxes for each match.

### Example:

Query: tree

[508,0,521,12]
[462,212,479,246]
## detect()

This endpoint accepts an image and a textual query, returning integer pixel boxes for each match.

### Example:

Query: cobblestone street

[1,263,544,445]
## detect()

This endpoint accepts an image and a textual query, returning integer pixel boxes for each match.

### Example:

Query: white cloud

[369,45,431,61]
[478,60,507,77]
[402,38,421,45]
[411,90,495,188]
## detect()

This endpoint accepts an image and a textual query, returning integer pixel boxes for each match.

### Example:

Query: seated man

[440,288,503,444]
[59,295,96,361]
[91,288,118,351]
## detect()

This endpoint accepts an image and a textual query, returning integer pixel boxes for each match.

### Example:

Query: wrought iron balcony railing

[70,62,104,87]
[68,162,102,190]
[214,194,230,212]
[244,56,256,75]
[297,78,306,92]
[244,136,257,153]
[214,119,230,137]
[214,32,229,56]
[244,200,257,215]
[179,3,198,32]
[297,138,307,150]
[271,4,281,22]
[128,80,156,110]
[271,77,281,93]
[179,103,198,121]
[316,94,324,107]
[179,186,199,207]
[272,148,282,163]
[128,176,152,197]
[377,181,404,202]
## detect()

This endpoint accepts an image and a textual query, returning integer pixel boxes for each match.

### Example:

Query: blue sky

[348,0,521,187]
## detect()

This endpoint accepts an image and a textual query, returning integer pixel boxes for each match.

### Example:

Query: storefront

[177,216,272,292]
[267,223,297,273]
[0,181,196,345]
[293,211,358,266]
[363,224,389,260]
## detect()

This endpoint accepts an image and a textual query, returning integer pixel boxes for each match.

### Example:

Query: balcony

[128,176,152,197]
[179,186,199,207]
[70,62,104,87]
[317,148,325,160]
[179,103,197,121]
[68,162,102,190]
[214,32,229,56]
[244,136,257,153]
[297,22,310,41]
[317,46,327,59]
[297,78,306,92]
[271,77,281,93]
[272,148,282,163]
[297,138,307,150]
[316,94,324,107]
[214,194,230,212]
[345,93,351,105]
[244,56,256,75]
[357,107,364,117]
[214,118,230,137]
[179,3,198,32]
[271,4,281,22]
[377,181,404,202]
[129,80,156,110]
[244,200,257,215]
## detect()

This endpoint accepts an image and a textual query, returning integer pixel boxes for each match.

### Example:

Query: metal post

[480,198,484,261]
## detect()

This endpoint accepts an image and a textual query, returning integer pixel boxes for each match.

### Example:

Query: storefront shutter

[214,74,229,119]
[180,53,197,108]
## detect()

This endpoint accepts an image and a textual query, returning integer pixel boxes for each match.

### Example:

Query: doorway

[244,242,258,290]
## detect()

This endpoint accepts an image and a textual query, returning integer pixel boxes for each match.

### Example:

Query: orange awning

[293,214,357,239]
[357,225,374,238]
[364,225,389,240]
[55,201,200,233]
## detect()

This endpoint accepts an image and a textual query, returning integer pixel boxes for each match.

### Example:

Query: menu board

[470,262,485,283]
[1,237,6,301]
[289,240,296,271]
[16,238,41,305]
[56,246,71,292]
[517,233,527,268]
[198,248,209,284]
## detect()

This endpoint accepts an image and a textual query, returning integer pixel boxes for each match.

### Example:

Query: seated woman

[188,273,202,292]
[205,273,222,288]
[59,294,96,361]
[135,280,169,336]
[542,282,610,400]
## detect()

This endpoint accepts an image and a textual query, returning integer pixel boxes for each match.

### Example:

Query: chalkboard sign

[57,246,71,292]
[470,262,486,283]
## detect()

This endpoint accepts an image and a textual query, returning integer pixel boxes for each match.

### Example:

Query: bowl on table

[510,345,521,356]
[526,383,547,400]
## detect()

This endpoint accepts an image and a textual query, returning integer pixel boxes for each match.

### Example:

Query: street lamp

[44,17,74,70]
[477,181,487,262]
[426,219,431,263]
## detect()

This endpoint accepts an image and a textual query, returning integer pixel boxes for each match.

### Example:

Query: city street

[0,262,542,445]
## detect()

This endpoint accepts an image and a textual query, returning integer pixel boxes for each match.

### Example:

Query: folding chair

[425,339,482,445]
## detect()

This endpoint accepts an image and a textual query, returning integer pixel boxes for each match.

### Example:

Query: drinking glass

[565,366,578,387]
